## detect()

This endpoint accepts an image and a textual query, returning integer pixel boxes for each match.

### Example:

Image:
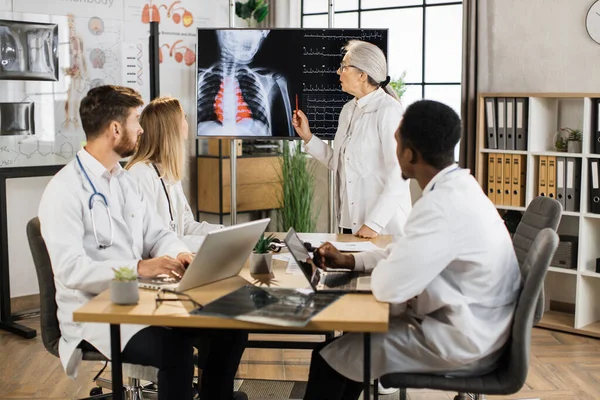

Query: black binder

[590,160,600,214]
[506,97,516,150]
[515,98,528,150]
[485,98,497,149]
[595,99,600,154]
[497,97,506,150]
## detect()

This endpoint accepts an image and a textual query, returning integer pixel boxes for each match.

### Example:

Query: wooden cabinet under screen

[197,155,282,222]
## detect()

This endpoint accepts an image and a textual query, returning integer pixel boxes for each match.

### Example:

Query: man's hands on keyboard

[314,242,356,271]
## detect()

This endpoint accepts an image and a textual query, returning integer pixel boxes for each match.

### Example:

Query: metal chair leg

[79,393,113,400]
[373,379,379,400]
[124,377,150,400]
[399,388,408,400]
[95,377,112,391]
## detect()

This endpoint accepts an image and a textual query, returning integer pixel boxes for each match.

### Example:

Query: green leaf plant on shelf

[554,127,582,153]
[235,0,269,27]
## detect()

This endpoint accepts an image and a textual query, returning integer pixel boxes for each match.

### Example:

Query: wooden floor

[2,318,600,399]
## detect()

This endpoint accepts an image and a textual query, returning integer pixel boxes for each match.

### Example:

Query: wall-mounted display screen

[196,28,388,140]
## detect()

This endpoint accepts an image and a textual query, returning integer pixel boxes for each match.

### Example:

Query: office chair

[26,217,158,400]
[511,196,562,322]
[380,228,559,400]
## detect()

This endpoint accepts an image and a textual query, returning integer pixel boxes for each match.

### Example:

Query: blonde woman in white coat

[292,40,411,239]
[126,97,224,252]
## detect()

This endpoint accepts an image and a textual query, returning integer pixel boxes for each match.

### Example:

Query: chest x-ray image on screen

[196,29,295,138]
[196,28,387,140]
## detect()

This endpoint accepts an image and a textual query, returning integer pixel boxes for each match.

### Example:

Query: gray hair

[343,40,399,101]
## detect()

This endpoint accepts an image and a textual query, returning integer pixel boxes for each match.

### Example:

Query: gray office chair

[381,228,559,400]
[26,217,158,400]
[511,196,562,323]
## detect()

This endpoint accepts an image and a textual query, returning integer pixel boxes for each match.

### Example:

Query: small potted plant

[249,233,275,275]
[560,127,582,153]
[235,0,269,27]
[110,266,139,305]
[389,72,407,100]
[554,134,567,152]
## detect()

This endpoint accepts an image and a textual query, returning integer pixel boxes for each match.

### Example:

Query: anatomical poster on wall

[14,0,125,20]
[125,0,228,69]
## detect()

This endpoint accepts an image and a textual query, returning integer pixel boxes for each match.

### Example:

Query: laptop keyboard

[322,272,358,290]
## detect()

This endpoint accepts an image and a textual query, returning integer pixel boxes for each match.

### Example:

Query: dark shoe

[233,391,248,400]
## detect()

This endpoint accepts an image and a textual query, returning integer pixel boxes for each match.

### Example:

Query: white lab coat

[38,149,189,378]
[127,162,224,252]
[320,165,522,381]
[304,88,411,235]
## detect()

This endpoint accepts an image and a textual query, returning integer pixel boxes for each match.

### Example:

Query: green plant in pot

[235,0,269,27]
[276,141,320,233]
[250,233,276,275]
[389,71,407,100]
[110,266,139,305]
[560,127,582,153]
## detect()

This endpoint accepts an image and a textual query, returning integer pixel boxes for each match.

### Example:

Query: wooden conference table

[73,233,391,400]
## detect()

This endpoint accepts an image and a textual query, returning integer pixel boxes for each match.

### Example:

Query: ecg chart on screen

[298,29,386,139]
[304,94,349,135]
[303,31,384,41]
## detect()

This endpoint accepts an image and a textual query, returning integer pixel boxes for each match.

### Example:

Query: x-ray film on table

[191,285,342,327]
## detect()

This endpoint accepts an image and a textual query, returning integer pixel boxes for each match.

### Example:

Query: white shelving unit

[476,92,600,338]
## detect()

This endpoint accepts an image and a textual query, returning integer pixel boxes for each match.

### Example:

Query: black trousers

[303,339,362,400]
[83,326,247,400]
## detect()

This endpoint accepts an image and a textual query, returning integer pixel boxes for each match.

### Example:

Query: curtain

[459,0,478,172]
[259,0,278,28]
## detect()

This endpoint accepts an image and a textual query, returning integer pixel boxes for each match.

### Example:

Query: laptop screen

[284,228,321,290]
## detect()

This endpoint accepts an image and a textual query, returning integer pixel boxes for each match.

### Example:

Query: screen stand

[228,0,237,227]
[328,140,336,233]
[328,1,336,234]
[230,140,237,226]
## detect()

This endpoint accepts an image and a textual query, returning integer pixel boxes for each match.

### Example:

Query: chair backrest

[26,217,61,357]
[498,228,559,392]
[512,196,562,323]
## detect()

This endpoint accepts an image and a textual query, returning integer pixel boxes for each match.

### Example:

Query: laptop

[138,218,271,291]
[283,228,372,294]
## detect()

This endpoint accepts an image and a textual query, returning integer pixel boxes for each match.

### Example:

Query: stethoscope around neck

[152,164,176,232]
[76,155,114,249]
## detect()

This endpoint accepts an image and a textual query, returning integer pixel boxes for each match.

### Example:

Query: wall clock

[586,0,600,44]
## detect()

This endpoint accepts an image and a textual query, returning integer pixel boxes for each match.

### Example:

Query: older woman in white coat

[126,96,224,252]
[292,40,411,239]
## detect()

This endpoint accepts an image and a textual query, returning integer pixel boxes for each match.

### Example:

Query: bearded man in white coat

[302,100,522,400]
[38,85,248,400]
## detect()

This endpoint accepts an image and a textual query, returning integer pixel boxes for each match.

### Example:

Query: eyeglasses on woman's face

[338,61,357,73]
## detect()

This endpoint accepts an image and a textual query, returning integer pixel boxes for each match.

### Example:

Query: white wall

[478,0,600,93]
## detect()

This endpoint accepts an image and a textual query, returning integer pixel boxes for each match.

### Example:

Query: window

[301,0,463,158]
[301,0,463,113]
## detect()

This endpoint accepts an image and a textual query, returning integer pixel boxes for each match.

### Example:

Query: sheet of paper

[273,253,304,275]
[308,240,381,252]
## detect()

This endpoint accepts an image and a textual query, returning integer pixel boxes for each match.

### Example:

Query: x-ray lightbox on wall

[0,102,35,136]
[196,28,388,140]
[0,19,58,81]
